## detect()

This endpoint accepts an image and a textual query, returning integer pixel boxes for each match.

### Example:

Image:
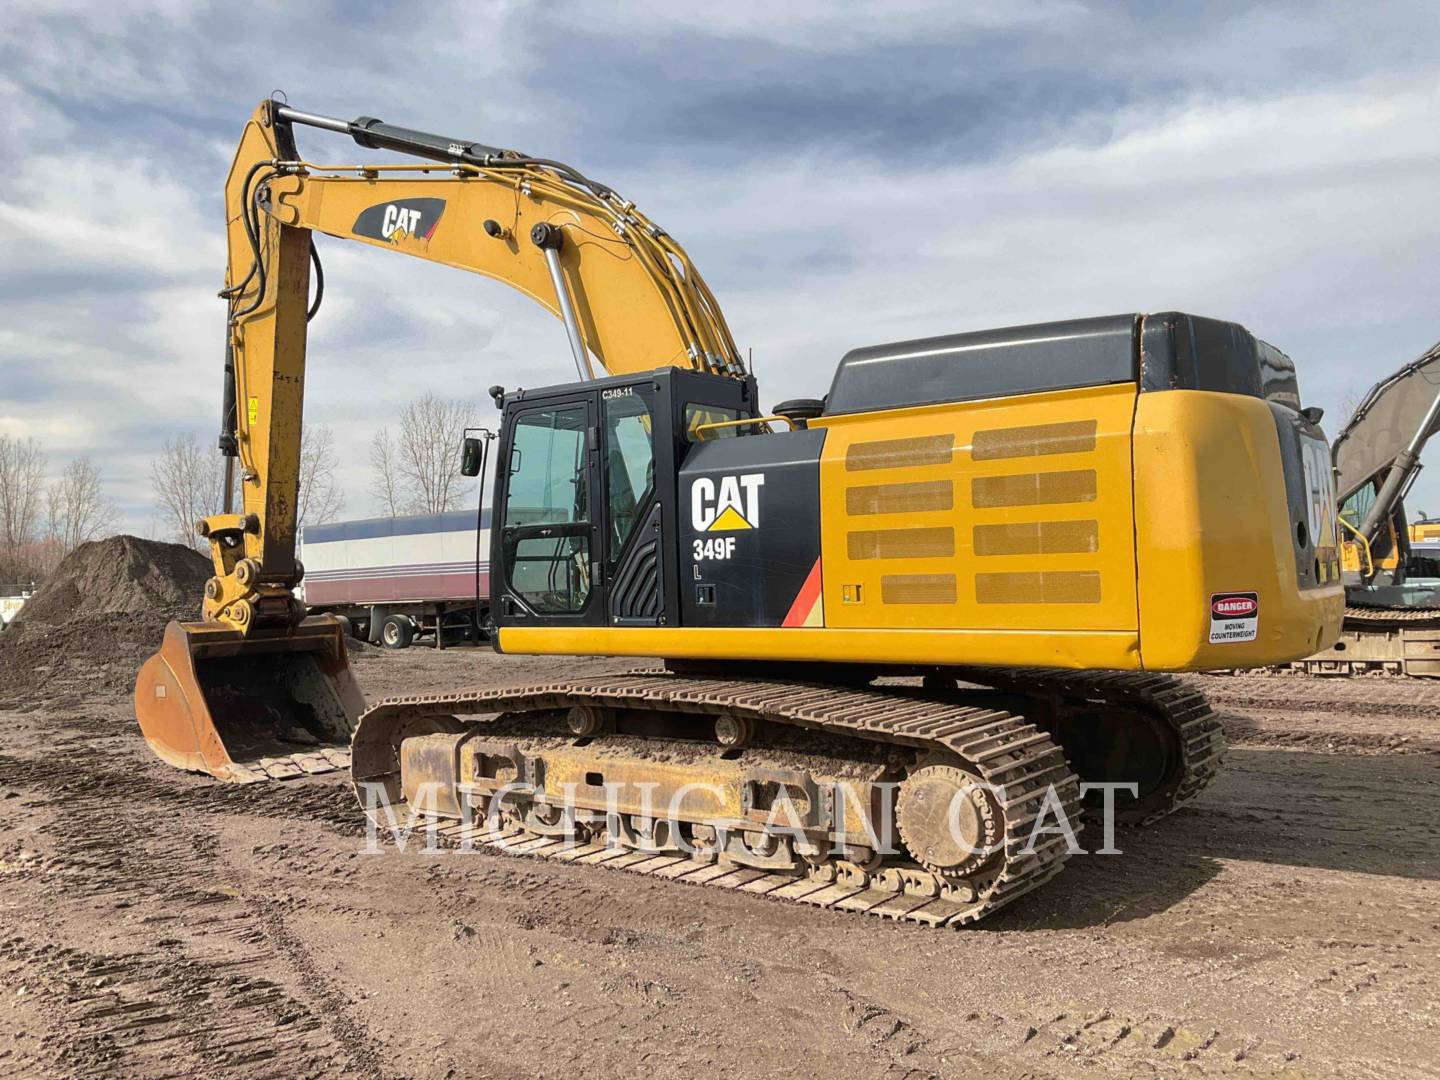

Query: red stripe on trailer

[305,569,489,606]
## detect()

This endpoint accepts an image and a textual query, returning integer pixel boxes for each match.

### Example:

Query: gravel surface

[0,640,1437,1078]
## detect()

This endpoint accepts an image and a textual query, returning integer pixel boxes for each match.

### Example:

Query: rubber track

[954,667,1225,825]
[352,674,1084,927]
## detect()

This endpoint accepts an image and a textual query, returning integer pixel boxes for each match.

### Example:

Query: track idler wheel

[565,704,613,737]
[896,764,1003,879]
[713,713,754,748]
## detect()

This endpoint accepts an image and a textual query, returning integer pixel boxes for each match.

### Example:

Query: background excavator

[134,99,1343,926]
[1299,337,1440,675]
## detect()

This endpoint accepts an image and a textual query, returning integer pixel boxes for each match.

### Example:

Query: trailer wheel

[380,615,414,649]
[441,610,477,646]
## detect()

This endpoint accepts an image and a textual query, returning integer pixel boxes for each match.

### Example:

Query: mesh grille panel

[847,527,955,560]
[971,469,1097,508]
[975,570,1102,604]
[845,434,954,472]
[972,420,1097,461]
[973,520,1099,556]
[846,480,953,516]
[880,574,957,605]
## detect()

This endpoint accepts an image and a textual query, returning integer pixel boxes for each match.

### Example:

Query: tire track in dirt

[0,739,383,1077]
[0,937,352,1078]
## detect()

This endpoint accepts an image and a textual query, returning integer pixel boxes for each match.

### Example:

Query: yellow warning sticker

[247,396,258,426]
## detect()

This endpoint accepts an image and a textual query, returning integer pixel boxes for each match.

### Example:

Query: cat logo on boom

[691,473,765,532]
[351,197,446,246]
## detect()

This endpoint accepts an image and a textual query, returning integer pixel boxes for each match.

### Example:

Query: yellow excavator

[135,99,1343,926]
[1298,337,1440,675]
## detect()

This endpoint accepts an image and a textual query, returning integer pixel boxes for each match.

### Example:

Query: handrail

[692,415,790,440]
[1337,515,1374,578]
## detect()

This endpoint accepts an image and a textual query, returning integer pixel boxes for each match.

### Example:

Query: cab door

[493,394,605,627]
[601,385,663,624]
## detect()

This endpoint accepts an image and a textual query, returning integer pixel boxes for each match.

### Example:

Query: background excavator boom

[1332,336,1440,571]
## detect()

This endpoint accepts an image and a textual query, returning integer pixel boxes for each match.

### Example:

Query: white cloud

[643,74,1440,406]
[4,3,1440,528]
[563,0,1086,48]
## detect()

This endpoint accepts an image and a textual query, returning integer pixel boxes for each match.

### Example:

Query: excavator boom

[137,99,743,779]
[1332,337,1440,570]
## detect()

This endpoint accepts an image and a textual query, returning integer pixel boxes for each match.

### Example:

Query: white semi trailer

[297,509,490,648]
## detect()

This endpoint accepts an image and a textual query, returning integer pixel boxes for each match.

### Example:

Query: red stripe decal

[781,559,823,627]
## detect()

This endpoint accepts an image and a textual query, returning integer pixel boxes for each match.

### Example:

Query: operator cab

[484,368,757,632]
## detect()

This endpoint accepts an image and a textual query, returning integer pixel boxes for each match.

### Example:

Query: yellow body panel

[1411,521,1440,542]
[1132,391,1342,668]
[1339,518,1400,576]
[810,382,1139,637]
[499,625,1141,669]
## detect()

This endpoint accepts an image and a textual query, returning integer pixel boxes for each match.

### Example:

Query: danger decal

[1209,591,1259,644]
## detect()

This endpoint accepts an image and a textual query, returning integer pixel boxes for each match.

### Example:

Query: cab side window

[603,392,654,561]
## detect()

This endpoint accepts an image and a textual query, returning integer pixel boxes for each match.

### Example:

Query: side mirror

[459,436,483,477]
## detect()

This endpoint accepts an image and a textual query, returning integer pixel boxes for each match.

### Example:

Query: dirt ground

[0,641,1437,1080]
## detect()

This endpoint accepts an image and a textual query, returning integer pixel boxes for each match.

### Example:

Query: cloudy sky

[4,0,1440,533]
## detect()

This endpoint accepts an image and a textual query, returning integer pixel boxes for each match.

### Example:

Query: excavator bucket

[134,616,364,783]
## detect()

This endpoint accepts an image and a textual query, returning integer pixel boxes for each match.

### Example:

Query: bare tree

[369,427,405,517]
[0,433,46,554]
[46,457,117,553]
[151,434,227,550]
[397,393,477,514]
[297,424,346,525]
[370,394,477,515]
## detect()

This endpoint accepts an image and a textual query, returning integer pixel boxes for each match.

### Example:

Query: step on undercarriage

[350,670,1224,927]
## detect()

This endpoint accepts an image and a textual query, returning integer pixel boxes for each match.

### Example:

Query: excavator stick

[134,617,363,783]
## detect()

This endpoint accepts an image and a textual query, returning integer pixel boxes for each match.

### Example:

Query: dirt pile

[0,536,211,705]
[12,535,210,628]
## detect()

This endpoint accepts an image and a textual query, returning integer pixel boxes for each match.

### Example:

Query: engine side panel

[812,382,1142,645]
